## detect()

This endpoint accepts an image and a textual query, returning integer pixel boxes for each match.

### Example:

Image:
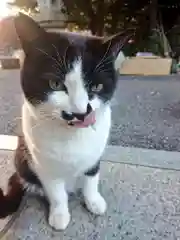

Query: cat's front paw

[48,207,70,230]
[84,192,107,215]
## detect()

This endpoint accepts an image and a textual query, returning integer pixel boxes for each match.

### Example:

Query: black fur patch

[0,173,25,218]
[14,136,42,187]
[0,136,43,219]
[84,161,100,176]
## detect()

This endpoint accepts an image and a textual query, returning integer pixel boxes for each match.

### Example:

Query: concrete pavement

[0,135,180,239]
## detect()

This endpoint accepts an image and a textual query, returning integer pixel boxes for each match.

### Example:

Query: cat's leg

[83,161,107,215]
[47,180,70,230]
[36,170,70,230]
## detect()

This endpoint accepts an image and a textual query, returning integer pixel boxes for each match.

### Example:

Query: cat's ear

[102,29,135,69]
[102,29,135,58]
[14,12,48,54]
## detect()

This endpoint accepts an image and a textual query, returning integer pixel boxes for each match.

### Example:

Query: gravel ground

[110,75,180,151]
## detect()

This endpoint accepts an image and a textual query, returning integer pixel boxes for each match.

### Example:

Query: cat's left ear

[102,29,135,69]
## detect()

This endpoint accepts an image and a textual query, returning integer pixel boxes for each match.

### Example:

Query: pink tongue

[73,111,96,128]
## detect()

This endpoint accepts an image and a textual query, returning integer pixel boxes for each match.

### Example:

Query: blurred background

[0,1,179,55]
[0,0,179,72]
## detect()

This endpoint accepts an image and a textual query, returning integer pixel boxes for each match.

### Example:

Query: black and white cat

[0,13,134,230]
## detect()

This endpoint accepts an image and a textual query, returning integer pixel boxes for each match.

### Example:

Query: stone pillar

[35,0,66,21]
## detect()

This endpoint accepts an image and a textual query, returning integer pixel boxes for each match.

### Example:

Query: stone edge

[1,135,180,171]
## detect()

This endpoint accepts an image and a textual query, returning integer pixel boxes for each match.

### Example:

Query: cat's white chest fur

[22,101,111,180]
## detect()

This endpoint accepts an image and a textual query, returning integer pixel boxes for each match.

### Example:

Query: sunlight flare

[0,0,12,18]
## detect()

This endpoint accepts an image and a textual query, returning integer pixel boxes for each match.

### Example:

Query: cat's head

[14,13,134,128]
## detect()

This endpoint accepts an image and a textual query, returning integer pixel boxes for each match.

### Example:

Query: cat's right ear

[14,12,48,55]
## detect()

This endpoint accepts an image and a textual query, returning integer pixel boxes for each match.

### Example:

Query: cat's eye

[92,84,103,92]
[49,79,63,91]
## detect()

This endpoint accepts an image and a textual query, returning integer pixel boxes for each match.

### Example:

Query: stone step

[0,144,179,239]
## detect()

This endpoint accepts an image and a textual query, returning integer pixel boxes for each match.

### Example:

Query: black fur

[84,161,100,177]
[0,136,41,218]
[0,173,25,218]
[14,136,42,186]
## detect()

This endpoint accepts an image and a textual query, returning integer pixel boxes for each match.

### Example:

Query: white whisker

[94,39,112,72]
[63,44,70,72]
[52,44,65,70]
[95,55,113,73]
[36,47,63,70]
[52,64,65,77]
[43,72,60,79]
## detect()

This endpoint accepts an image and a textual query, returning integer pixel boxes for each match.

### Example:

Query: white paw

[84,193,107,215]
[48,208,70,230]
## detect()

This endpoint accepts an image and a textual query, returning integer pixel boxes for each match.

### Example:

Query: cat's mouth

[67,111,96,128]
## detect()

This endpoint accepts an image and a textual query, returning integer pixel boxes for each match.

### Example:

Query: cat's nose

[73,103,92,121]
[86,103,92,115]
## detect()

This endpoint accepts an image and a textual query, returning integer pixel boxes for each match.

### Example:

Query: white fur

[50,60,90,114]
[65,60,89,113]
[22,60,111,230]
[83,173,107,215]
